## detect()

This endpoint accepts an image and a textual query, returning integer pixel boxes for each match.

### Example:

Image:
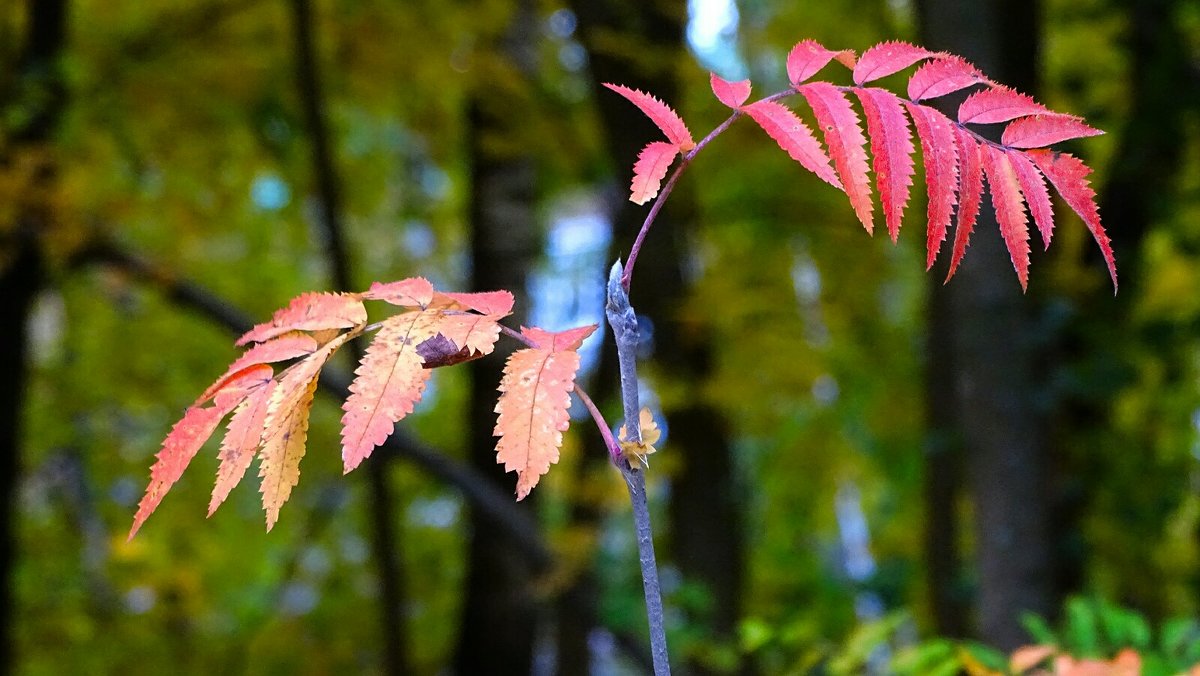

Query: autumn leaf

[629,141,678,205]
[743,99,841,189]
[786,39,854,85]
[363,277,435,308]
[709,73,751,108]
[1008,150,1055,249]
[946,127,985,282]
[958,86,1053,125]
[603,83,695,151]
[236,292,366,346]
[800,81,874,233]
[982,145,1032,290]
[853,41,938,84]
[1002,115,1103,149]
[907,56,989,101]
[1027,149,1117,291]
[208,379,275,516]
[854,87,916,242]
[904,101,959,268]
[340,309,442,473]
[494,324,596,499]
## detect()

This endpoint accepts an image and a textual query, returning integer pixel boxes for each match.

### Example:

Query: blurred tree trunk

[288,1,410,672]
[0,0,67,672]
[573,2,747,672]
[917,0,1055,649]
[455,1,541,672]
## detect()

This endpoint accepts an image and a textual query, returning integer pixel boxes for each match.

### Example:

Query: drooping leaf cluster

[130,280,595,536]
[611,39,1116,291]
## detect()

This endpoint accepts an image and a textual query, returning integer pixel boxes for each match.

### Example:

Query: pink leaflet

[946,127,984,283]
[904,101,959,268]
[709,73,751,108]
[434,290,516,316]
[799,81,874,233]
[1007,150,1055,249]
[907,56,989,101]
[236,292,367,345]
[958,86,1053,124]
[982,145,1032,290]
[853,41,938,85]
[603,84,695,151]
[786,39,855,85]
[1026,150,1117,291]
[854,87,916,242]
[742,99,841,189]
[1001,115,1103,149]
[629,141,678,205]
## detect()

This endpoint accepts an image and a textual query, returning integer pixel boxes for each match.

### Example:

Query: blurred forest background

[2,0,1199,673]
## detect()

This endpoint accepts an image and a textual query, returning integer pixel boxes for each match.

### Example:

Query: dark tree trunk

[572,1,746,672]
[917,0,1055,650]
[0,0,67,672]
[455,2,542,672]
[288,1,410,672]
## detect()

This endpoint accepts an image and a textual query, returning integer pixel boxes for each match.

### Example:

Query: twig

[605,260,670,675]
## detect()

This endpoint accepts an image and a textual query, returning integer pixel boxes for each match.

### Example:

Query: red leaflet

[800,82,874,233]
[236,292,367,346]
[709,73,751,108]
[433,290,515,316]
[603,83,695,151]
[854,41,938,85]
[907,56,989,102]
[742,99,841,189]
[904,102,959,268]
[958,86,1053,124]
[1008,151,1055,249]
[786,39,855,85]
[946,127,984,282]
[982,145,1032,290]
[363,277,435,308]
[629,141,678,205]
[854,87,916,241]
[1027,150,1118,291]
[1002,115,1103,149]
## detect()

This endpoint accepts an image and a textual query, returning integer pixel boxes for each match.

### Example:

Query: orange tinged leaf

[436,313,503,356]
[200,333,317,402]
[629,141,678,205]
[129,364,273,538]
[340,310,440,472]
[1010,645,1055,672]
[743,99,841,189]
[257,332,353,530]
[800,81,874,233]
[364,277,435,308]
[433,289,514,316]
[236,292,366,346]
[494,325,595,499]
[709,73,751,108]
[603,83,695,151]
